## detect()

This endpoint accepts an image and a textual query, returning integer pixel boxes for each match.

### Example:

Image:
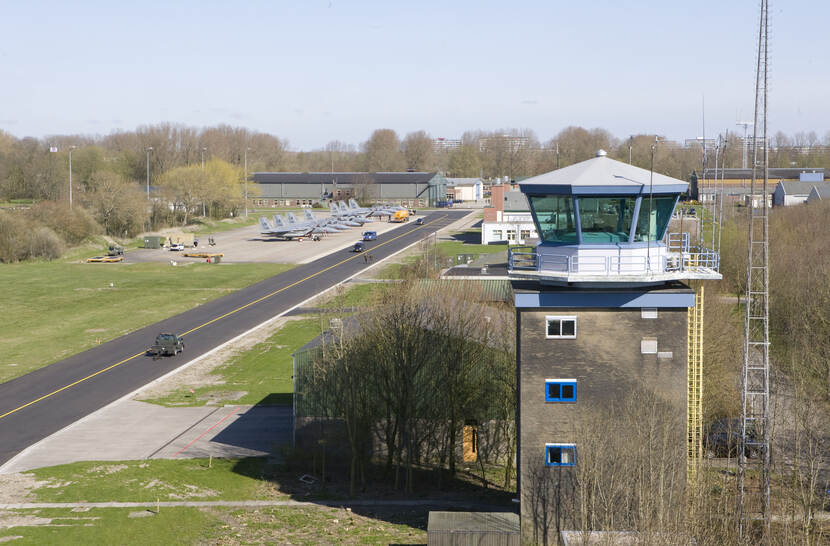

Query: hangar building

[251,171,447,208]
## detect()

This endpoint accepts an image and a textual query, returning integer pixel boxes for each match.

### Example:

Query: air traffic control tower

[508,151,721,540]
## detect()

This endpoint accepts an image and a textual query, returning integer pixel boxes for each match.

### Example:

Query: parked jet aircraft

[258,216,313,239]
[329,202,369,225]
[303,209,354,229]
[347,198,403,217]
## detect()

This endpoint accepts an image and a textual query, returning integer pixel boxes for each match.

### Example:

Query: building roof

[445,177,482,187]
[778,180,830,196]
[808,184,830,200]
[699,167,825,180]
[520,155,688,196]
[504,190,530,211]
[253,172,440,185]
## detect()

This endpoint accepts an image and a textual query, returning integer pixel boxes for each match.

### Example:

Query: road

[0,210,471,467]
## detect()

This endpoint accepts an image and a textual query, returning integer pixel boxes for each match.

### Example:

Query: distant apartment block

[432,137,462,153]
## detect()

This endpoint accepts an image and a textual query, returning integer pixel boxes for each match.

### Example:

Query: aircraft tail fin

[273,215,286,227]
[330,202,339,215]
[259,216,273,232]
[286,212,299,224]
[338,201,349,213]
[349,198,360,210]
[304,209,315,221]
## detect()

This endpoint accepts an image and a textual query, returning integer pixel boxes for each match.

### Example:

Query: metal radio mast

[739,0,771,539]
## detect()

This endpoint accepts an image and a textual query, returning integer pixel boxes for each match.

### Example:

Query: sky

[1,0,828,150]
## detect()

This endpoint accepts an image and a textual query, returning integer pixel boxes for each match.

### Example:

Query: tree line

[5,124,830,207]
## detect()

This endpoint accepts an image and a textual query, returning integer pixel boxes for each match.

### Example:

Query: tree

[84,171,149,236]
[447,145,481,177]
[157,165,207,225]
[402,131,434,171]
[364,129,404,172]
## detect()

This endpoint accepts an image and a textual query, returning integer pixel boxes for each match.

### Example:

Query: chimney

[484,184,506,222]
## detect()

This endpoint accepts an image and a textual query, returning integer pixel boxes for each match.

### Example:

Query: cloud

[521,99,538,105]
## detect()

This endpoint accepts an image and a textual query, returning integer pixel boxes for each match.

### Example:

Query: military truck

[107,244,124,256]
[148,333,184,359]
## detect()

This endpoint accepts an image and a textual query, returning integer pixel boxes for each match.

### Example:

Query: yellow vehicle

[390,209,410,223]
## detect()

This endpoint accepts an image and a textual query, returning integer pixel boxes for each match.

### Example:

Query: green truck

[148,333,184,359]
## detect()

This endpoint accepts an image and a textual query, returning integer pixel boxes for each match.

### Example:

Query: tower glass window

[529,195,578,243]
[633,195,676,242]
[546,316,577,339]
[545,444,576,466]
[577,196,637,243]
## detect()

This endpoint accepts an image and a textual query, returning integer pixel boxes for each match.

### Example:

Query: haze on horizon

[1,0,828,150]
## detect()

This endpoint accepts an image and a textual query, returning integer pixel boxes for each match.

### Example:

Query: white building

[482,187,538,245]
[445,178,483,202]
[772,175,829,206]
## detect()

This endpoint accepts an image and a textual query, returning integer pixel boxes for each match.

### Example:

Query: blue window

[545,444,576,467]
[545,379,577,402]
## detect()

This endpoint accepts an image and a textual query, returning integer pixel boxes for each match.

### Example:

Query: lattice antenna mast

[739,0,771,539]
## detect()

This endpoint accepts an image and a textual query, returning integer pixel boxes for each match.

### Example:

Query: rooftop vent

[596,149,608,157]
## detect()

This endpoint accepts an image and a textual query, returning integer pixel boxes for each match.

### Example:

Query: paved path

[0,211,471,468]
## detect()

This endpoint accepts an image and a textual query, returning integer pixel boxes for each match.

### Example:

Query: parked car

[169,243,185,251]
[362,231,377,241]
[352,241,366,252]
[415,217,424,225]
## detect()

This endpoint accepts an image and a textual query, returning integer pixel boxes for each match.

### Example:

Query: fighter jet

[303,209,352,230]
[258,216,313,240]
[347,198,403,217]
[328,202,369,225]
[282,212,341,234]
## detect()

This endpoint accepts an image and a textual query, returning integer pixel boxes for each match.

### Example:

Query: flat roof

[253,172,440,185]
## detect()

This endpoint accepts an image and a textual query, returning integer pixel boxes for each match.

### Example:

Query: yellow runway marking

[0,215,450,421]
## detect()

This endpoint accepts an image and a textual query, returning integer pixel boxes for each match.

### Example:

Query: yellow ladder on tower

[687,284,704,482]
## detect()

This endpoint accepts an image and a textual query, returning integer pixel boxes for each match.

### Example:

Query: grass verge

[0,505,427,545]
[28,458,281,503]
[140,318,321,407]
[0,261,293,382]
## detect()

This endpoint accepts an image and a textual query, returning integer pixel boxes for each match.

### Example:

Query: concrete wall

[482,219,537,245]
[517,305,688,539]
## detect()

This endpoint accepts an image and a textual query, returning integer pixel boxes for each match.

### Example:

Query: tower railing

[508,241,719,279]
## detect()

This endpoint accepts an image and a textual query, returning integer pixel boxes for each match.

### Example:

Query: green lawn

[29,458,280,503]
[0,505,427,545]
[0,261,293,382]
[140,318,321,407]
[322,282,388,309]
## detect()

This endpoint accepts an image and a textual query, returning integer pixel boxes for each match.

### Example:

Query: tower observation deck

[508,152,721,287]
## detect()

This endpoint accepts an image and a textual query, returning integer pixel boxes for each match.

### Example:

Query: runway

[0,210,471,467]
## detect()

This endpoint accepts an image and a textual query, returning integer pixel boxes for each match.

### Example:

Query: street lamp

[244,146,252,217]
[201,147,207,217]
[68,145,77,208]
[145,147,153,199]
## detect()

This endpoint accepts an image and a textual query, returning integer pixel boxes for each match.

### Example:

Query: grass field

[0,261,293,383]
[0,505,427,545]
[140,318,321,407]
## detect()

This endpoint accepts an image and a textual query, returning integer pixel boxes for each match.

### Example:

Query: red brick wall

[484,184,506,222]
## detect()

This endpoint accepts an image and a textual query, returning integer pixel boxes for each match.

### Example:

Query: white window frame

[546,315,577,339]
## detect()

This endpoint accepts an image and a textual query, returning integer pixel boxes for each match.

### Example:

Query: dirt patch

[0,511,52,529]
[84,464,128,475]
[0,474,51,503]
[135,315,305,400]
[142,479,219,499]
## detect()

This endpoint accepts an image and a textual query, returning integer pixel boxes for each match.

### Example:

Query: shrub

[0,210,63,262]
[27,201,100,245]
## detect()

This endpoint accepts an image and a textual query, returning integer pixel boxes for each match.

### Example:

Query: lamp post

[145,147,153,199]
[201,147,207,217]
[244,146,251,217]
[68,145,77,208]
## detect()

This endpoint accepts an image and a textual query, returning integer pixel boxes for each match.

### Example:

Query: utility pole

[68,145,77,208]
[736,121,753,170]
[145,147,153,199]
[201,147,207,217]
[244,146,251,217]
[628,136,633,164]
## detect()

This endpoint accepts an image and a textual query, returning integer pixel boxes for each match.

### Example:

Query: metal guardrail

[507,246,720,277]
